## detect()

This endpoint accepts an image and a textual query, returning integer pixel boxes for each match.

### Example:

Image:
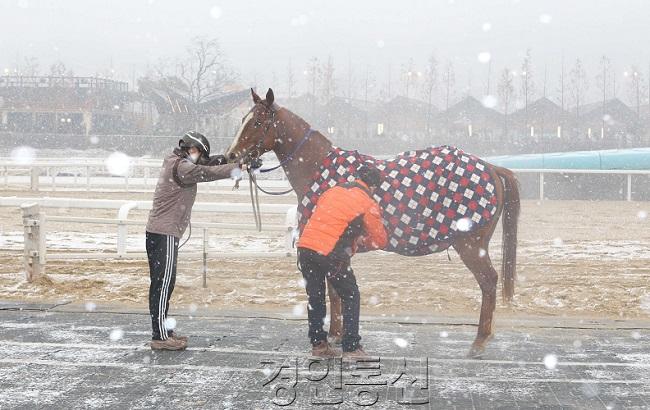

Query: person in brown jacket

[297,165,388,359]
[146,131,242,350]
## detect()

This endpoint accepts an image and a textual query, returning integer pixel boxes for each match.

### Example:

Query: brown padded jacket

[297,180,388,258]
[146,148,239,238]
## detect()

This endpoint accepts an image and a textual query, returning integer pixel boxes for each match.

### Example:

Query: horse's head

[226,88,279,162]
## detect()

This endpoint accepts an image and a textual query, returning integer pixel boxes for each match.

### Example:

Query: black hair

[357,165,382,188]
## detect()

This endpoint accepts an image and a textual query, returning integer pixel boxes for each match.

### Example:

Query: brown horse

[226,88,520,358]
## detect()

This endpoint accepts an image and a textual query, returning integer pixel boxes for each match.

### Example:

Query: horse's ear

[251,88,261,104]
[265,88,275,106]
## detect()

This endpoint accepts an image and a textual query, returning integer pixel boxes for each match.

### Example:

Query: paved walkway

[0,301,648,409]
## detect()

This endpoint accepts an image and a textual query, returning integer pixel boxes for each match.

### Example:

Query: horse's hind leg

[453,236,498,358]
[327,280,343,341]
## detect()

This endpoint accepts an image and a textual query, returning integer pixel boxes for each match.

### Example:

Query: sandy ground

[1,188,650,321]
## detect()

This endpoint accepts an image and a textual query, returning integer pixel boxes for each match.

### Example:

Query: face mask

[189,153,200,164]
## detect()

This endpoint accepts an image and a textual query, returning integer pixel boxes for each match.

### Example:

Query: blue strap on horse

[247,128,315,231]
[257,129,314,173]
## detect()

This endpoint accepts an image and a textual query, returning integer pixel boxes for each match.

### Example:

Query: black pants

[297,248,361,352]
[146,232,179,340]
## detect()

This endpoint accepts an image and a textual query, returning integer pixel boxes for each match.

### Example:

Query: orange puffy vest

[297,181,388,256]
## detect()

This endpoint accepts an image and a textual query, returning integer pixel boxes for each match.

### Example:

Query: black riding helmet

[357,165,382,188]
[179,131,211,161]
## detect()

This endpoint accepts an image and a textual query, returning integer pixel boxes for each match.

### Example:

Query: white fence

[2,158,650,201]
[1,197,298,282]
[514,168,650,201]
[0,156,287,193]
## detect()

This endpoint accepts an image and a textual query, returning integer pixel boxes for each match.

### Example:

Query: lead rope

[248,169,263,232]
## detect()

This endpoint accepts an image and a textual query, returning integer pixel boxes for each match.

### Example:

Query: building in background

[0,75,153,135]
[137,78,250,143]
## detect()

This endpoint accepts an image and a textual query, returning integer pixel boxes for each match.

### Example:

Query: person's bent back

[298,181,387,260]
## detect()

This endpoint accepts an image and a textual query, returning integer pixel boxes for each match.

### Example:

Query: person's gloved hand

[249,157,263,170]
[205,155,227,166]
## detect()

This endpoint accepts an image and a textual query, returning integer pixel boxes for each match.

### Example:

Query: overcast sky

[1,0,649,105]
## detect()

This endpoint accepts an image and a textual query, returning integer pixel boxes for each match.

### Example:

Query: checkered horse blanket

[297,145,498,256]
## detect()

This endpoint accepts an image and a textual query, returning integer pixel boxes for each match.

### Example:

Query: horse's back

[298,145,499,256]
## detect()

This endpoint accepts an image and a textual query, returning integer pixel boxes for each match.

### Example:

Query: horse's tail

[495,166,520,302]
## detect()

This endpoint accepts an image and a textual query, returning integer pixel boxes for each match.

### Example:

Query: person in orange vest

[297,165,388,358]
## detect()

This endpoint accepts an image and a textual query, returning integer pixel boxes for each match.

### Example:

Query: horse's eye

[254,120,262,127]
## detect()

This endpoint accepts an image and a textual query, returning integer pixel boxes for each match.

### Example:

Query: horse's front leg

[326,279,343,342]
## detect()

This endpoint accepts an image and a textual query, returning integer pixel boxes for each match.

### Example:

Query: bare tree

[320,56,336,104]
[498,68,515,140]
[345,53,356,100]
[485,58,492,96]
[49,61,73,77]
[569,58,589,119]
[596,56,613,101]
[422,54,438,135]
[174,37,237,128]
[270,70,279,91]
[556,54,566,111]
[520,49,535,134]
[612,63,618,98]
[305,57,321,118]
[385,64,392,101]
[344,54,355,136]
[20,56,39,76]
[305,57,320,96]
[628,66,646,119]
[442,61,455,135]
[286,60,296,99]
[363,67,375,137]
[320,56,336,128]
[596,56,613,138]
[402,58,418,99]
[542,64,548,98]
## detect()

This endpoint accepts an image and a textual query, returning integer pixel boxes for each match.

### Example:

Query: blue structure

[487,148,650,170]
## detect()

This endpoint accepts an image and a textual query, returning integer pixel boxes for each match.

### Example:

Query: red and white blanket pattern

[298,145,499,256]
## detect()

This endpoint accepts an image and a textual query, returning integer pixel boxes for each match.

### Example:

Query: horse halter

[242,105,280,163]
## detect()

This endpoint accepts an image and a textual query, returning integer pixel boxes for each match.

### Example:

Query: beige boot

[343,346,370,360]
[150,337,187,351]
[169,332,188,343]
[311,340,342,358]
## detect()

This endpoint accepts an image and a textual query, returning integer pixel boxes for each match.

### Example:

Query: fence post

[539,172,544,201]
[117,201,138,257]
[284,206,299,256]
[86,166,91,191]
[627,174,632,201]
[202,228,208,288]
[21,203,45,282]
[30,166,40,191]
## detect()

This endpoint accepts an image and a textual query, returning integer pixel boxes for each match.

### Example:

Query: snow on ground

[1,191,650,319]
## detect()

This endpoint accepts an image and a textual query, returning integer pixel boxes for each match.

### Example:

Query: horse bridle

[242,106,279,163]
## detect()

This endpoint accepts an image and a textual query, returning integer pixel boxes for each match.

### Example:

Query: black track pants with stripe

[146,232,179,340]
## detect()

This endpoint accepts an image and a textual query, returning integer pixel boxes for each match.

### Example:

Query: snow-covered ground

[1,191,649,319]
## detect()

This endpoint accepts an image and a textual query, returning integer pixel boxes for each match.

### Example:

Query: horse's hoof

[467,345,485,359]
